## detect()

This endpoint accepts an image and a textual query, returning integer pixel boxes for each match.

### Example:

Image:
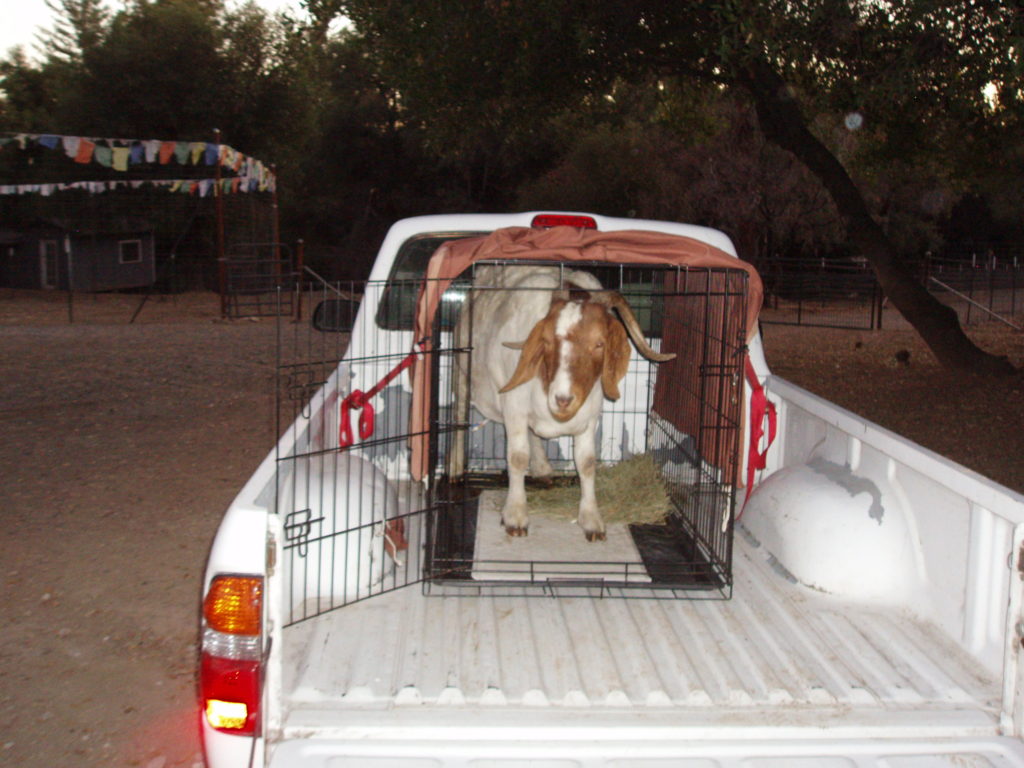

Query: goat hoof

[504,525,528,537]
[584,529,606,543]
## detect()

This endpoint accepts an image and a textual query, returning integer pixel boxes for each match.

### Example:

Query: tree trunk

[741,59,1014,375]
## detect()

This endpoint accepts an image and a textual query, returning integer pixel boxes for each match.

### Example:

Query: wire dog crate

[275,233,755,627]
[423,262,748,599]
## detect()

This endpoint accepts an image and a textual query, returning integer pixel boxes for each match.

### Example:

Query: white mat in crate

[471,490,651,583]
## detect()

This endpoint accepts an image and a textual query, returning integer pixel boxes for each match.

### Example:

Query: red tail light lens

[201,654,260,734]
[531,214,597,229]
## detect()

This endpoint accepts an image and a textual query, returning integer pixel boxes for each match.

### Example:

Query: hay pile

[528,454,671,525]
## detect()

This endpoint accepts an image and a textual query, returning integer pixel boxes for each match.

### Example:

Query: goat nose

[555,394,572,410]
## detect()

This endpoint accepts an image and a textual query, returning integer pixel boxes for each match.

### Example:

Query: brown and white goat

[452,265,675,541]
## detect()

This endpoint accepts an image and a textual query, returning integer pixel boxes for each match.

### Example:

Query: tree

[517,92,845,266]
[64,0,232,138]
[0,0,109,132]
[39,0,109,64]
[0,49,61,131]
[338,0,1020,373]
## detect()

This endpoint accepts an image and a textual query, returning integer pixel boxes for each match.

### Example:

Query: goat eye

[594,341,604,350]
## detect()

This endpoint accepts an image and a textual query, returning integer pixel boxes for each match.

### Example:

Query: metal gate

[276,260,748,626]
[221,242,296,318]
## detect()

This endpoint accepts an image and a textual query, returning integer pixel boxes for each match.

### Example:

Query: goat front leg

[502,417,531,536]
[528,431,553,485]
[574,423,605,542]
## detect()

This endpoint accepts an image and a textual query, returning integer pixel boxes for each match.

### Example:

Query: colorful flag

[74,139,96,163]
[93,145,113,168]
[62,136,81,159]
[173,142,190,164]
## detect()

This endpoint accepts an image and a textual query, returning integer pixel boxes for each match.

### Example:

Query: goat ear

[601,319,631,401]
[499,321,546,393]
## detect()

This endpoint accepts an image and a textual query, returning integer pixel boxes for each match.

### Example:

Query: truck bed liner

[282,527,1001,731]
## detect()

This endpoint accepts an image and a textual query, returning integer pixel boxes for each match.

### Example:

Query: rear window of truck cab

[376,232,484,331]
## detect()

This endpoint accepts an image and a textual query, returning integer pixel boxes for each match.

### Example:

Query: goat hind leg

[447,340,470,480]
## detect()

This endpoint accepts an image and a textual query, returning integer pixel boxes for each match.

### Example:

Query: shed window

[119,240,143,264]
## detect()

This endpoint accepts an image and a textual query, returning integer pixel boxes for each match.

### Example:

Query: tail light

[531,214,597,229]
[200,575,263,735]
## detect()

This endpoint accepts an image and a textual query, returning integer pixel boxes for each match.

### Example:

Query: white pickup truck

[199,212,1024,767]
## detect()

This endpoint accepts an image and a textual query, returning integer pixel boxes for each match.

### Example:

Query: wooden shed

[0,217,156,292]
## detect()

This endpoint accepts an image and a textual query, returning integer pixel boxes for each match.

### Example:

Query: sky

[1,0,307,59]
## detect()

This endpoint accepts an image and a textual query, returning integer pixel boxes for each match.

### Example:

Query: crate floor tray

[470,490,652,583]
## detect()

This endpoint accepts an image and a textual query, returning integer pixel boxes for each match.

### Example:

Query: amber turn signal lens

[204,575,262,635]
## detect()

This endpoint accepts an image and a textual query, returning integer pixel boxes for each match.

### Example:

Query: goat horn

[598,292,676,362]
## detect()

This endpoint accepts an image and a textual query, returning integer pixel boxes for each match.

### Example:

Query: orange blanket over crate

[408,225,764,482]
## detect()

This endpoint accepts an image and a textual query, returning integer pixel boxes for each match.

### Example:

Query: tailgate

[269,734,1024,767]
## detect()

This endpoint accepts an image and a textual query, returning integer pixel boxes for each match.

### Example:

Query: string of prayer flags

[0,175,268,197]
[0,131,276,195]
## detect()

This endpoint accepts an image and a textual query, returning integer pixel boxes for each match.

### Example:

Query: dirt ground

[0,288,1022,767]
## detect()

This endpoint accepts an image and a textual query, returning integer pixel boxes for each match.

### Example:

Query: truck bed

[280,527,1002,738]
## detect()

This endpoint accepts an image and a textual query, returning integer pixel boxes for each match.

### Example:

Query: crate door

[650,268,749,584]
[276,277,432,626]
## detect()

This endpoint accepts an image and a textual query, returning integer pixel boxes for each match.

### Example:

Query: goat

[452,265,675,541]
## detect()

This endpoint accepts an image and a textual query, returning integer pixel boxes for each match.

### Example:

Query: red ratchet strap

[339,344,422,449]
[741,355,777,515]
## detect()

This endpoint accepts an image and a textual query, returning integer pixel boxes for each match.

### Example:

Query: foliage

[40,0,109,64]
[334,0,1022,371]
[517,91,846,263]
[0,0,1020,287]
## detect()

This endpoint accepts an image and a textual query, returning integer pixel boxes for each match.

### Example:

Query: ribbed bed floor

[282,529,1000,720]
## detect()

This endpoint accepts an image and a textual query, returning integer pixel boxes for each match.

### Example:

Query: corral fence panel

[923,258,1023,329]
[757,255,1024,330]
[758,258,881,330]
